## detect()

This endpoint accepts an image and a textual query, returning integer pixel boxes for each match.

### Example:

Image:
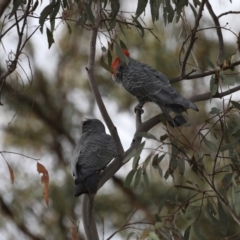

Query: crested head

[82,119,106,133]
[111,49,130,73]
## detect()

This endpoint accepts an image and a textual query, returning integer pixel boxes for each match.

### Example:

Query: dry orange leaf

[37,162,49,206]
[5,160,14,184]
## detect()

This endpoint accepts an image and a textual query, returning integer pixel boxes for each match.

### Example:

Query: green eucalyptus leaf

[209,107,220,115]
[189,3,197,18]
[46,28,54,49]
[132,141,145,170]
[133,167,142,189]
[100,56,112,72]
[143,171,150,189]
[231,101,240,110]
[209,75,218,97]
[218,199,228,236]
[184,225,191,240]
[9,0,22,19]
[136,0,148,18]
[204,57,215,69]
[116,42,129,65]
[84,2,95,25]
[193,221,206,240]
[135,131,158,140]
[39,3,54,33]
[200,133,218,152]
[124,169,136,188]
[158,189,170,213]
[221,173,233,193]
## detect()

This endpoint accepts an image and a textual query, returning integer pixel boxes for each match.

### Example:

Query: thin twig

[180,0,206,76]
[170,60,240,83]
[218,11,240,19]
[189,84,240,103]
[206,0,224,65]
[0,151,40,161]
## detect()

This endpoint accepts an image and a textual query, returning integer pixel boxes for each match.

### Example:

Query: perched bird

[111,49,199,127]
[72,119,117,197]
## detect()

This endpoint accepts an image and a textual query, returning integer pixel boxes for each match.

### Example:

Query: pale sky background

[1,0,240,239]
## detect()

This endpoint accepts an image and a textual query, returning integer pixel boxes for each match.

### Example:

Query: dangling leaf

[231,101,240,110]
[204,57,215,69]
[46,28,55,49]
[50,0,60,31]
[169,143,179,175]
[142,171,150,189]
[135,131,158,140]
[84,2,95,25]
[178,157,185,176]
[132,16,145,37]
[209,107,220,115]
[152,154,165,169]
[107,49,112,66]
[189,3,197,18]
[116,42,129,65]
[124,169,136,188]
[110,0,120,24]
[221,173,233,193]
[158,189,170,213]
[37,162,49,206]
[132,141,145,170]
[9,0,22,19]
[39,3,54,33]
[100,56,112,72]
[142,153,152,171]
[133,167,142,189]
[5,160,14,184]
[160,134,168,141]
[217,199,228,236]
[207,199,217,216]
[184,225,191,240]
[135,0,148,18]
[200,133,218,152]
[150,0,161,22]
[123,148,137,164]
[193,221,206,240]
[31,0,39,13]
[209,76,218,97]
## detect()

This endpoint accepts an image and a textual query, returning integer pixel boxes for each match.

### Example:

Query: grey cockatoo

[111,49,198,127]
[72,119,117,197]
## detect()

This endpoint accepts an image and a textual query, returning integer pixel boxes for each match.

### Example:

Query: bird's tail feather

[157,102,190,127]
[74,172,98,197]
[168,115,188,127]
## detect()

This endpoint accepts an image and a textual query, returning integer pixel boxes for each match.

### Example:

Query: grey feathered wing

[73,133,116,197]
[120,58,198,126]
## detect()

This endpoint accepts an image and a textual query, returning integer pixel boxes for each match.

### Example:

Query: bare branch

[0,151,40,161]
[190,84,240,103]
[82,195,99,240]
[170,60,240,83]
[0,0,32,86]
[83,0,126,239]
[98,109,144,189]
[206,0,224,65]
[218,11,240,19]
[180,0,206,76]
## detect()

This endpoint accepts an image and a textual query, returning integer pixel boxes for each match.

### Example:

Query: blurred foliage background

[1,0,240,239]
